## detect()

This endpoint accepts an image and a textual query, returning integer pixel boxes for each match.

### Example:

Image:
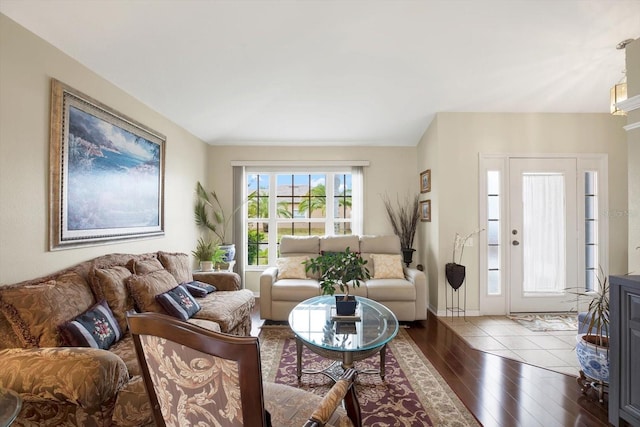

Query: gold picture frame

[420,169,431,193]
[420,200,431,222]
[49,79,166,250]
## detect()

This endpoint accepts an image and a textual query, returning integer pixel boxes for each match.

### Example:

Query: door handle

[512,240,520,246]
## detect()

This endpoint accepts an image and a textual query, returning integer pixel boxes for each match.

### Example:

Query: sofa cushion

[109,334,141,377]
[184,281,217,297]
[319,235,360,253]
[366,279,416,301]
[272,279,320,302]
[276,256,309,279]
[90,265,134,333]
[130,258,165,275]
[158,251,194,284]
[127,269,179,313]
[279,235,320,256]
[59,300,123,350]
[0,271,95,347]
[156,285,201,320]
[370,254,404,279]
[359,234,401,253]
[193,289,255,333]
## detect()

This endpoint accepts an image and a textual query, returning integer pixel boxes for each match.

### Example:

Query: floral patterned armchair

[127,312,361,427]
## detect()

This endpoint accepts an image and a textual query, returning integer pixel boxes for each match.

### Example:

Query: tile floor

[440,315,581,377]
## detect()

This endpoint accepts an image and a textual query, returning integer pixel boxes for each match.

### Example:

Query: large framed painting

[49,79,166,250]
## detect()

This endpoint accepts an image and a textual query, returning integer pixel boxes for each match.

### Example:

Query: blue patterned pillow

[59,300,122,349]
[156,284,201,320]
[184,281,217,298]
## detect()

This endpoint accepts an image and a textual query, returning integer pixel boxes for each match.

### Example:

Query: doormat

[507,313,578,332]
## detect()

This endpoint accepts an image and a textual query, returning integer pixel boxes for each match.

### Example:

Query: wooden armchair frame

[128,312,361,427]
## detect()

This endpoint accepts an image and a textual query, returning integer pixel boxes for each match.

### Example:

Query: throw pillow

[156,285,201,320]
[184,281,217,297]
[276,256,309,279]
[158,251,193,284]
[58,300,122,350]
[0,271,95,347]
[130,258,165,275]
[127,269,179,313]
[371,254,405,279]
[89,265,134,333]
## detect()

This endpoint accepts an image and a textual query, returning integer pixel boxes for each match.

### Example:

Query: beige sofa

[0,251,255,427]
[260,235,427,321]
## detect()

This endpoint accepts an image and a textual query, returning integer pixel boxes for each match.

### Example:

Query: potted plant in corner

[303,247,371,316]
[194,181,237,262]
[382,193,420,267]
[574,267,610,402]
[192,237,215,271]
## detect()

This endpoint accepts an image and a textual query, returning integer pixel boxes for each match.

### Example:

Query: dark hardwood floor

[252,303,610,426]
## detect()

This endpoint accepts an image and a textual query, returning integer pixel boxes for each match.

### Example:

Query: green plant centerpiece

[574,267,610,399]
[382,193,420,267]
[303,247,371,316]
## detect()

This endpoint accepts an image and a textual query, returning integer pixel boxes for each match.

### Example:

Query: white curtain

[351,166,364,235]
[522,174,566,293]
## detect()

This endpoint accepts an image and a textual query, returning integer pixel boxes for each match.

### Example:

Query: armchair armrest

[193,271,241,291]
[304,368,361,427]
[259,267,279,319]
[0,347,129,409]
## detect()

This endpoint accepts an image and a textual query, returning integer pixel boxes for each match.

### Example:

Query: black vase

[445,263,466,290]
[401,248,416,267]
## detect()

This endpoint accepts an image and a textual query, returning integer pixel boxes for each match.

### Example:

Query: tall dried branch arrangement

[382,193,420,249]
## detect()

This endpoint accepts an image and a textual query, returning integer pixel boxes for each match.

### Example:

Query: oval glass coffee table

[288,295,399,381]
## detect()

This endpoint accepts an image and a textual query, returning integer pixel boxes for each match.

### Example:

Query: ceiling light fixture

[610,39,634,116]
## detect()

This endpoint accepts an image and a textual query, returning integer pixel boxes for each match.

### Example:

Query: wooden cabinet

[609,275,640,427]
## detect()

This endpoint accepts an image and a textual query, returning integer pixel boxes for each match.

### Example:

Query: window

[486,170,501,295]
[244,169,362,267]
[584,171,599,292]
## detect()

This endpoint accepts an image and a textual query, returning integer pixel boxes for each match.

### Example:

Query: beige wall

[205,145,420,292]
[625,39,640,272]
[0,14,208,285]
[418,113,628,314]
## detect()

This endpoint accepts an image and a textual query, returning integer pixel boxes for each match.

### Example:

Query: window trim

[242,166,364,271]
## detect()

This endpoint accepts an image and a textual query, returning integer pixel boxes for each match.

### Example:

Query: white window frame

[242,165,364,271]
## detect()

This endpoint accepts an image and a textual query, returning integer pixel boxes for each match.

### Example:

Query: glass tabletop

[0,388,22,426]
[288,296,399,353]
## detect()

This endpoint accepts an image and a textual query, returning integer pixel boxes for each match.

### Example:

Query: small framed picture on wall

[420,169,431,193]
[420,200,431,222]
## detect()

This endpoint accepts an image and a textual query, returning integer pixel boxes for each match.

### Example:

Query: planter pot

[335,295,357,316]
[401,248,416,267]
[200,261,214,272]
[575,333,609,383]
[220,244,236,262]
[445,263,466,290]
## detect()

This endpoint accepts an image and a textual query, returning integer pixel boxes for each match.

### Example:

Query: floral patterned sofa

[0,251,255,426]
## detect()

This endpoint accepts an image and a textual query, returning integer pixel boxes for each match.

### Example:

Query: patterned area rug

[259,327,479,427]
[507,313,578,332]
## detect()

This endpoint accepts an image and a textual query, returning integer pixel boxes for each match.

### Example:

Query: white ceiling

[2,1,639,146]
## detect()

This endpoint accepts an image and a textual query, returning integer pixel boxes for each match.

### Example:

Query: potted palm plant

[303,247,370,315]
[382,193,420,267]
[194,181,237,262]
